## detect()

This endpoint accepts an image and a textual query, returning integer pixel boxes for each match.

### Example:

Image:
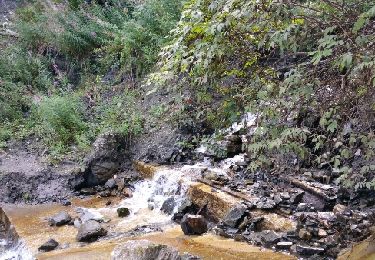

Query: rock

[122,187,133,198]
[256,198,276,209]
[318,229,327,237]
[333,204,347,215]
[62,200,71,206]
[298,229,312,240]
[49,212,72,226]
[296,245,325,255]
[187,183,241,222]
[99,190,111,197]
[83,132,127,186]
[77,208,104,223]
[133,161,160,179]
[111,240,201,260]
[203,169,229,184]
[76,220,107,242]
[280,192,290,200]
[161,198,176,215]
[38,239,59,252]
[276,241,293,250]
[105,179,116,189]
[223,204,247,228]
[246,230,282,247]
[290,190,304,204]
[181,215,208,235]
[257,213,297,232]
[117,208,130,218]
[296,203,309,212]
[80,188,96,195]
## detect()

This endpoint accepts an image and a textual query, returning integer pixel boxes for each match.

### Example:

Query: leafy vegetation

[0,0,373,190]
[0,0,182,158]
[151,0,375,189]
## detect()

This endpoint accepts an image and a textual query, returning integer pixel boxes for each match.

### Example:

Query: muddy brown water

[1,197,295,260]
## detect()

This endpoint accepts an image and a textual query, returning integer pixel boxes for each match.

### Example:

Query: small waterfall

[116,168,193,227]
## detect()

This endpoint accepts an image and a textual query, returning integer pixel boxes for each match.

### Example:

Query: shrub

[35,95,87,147]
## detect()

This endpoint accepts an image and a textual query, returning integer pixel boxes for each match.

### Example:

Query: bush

[104,0,183,78]
[153,0,375,189]
[36,95,87,147]
[94,90,143,137]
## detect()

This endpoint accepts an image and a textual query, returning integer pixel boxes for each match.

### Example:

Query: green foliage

[103,0,183,78]
[95,90,143,137]
[35,95,87,148]
[152,0,375,190]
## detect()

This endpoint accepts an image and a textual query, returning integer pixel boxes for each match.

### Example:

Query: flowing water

[0,164,294,260]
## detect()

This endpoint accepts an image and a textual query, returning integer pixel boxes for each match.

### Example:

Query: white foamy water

[116,168,195,227]
[0,241,33,260]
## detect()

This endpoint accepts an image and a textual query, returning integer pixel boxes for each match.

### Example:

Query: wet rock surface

[111,240,201,260]
[76,220,107,242]
[117,207,130,218]
[38,239,59,252]
[181,215,208,235]
[48,212,72,227]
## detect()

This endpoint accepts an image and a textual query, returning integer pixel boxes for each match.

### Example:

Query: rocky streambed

[0,159,374,260]
[1,165,295,260]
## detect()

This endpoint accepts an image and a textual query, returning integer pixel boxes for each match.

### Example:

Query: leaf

[327,120,338,133]
[340,53,353,72]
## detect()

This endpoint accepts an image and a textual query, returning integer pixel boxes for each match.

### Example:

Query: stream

[0,163,296,260]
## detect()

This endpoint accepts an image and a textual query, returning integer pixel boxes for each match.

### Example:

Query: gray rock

[80,188,96,195]
[83,132,128,186]
[111,240,201,260]
[223,204,247,228]
[76,220,107,242]
[276,241,293,250]
[246,230,282,247]
[105,179,116,189]
[38,239,59,252]
[256,199,276,209]
[49,212,72,226]
[161,198,176,215]
[77,208,104,223]
[298,229,312,240]
[181,215,208,235]
[296,245,325,255]
[117,208,130,218]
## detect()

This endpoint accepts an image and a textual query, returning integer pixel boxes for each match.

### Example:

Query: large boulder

[83,132,129,186]
[181,215,208,235]
[111,240,200,260]
[76,220,107,242]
